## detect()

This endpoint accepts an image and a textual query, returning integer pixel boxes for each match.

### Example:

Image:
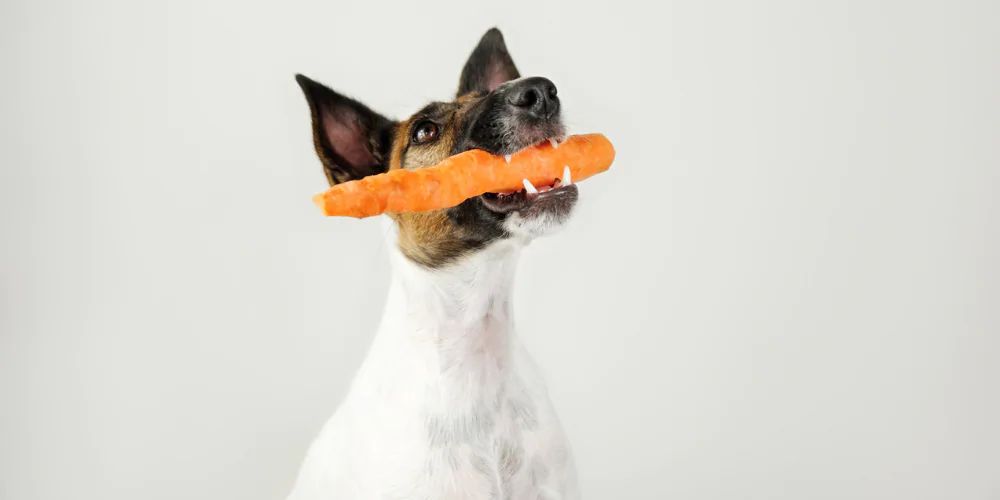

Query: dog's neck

[359,237,527,414]
[359,236,526,409]
[383,239,521,345]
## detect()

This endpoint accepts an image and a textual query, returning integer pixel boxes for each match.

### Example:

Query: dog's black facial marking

[446,197,507,240]
[455,77,566,157]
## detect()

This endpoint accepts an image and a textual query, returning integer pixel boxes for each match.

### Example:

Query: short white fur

[286,214,580,500]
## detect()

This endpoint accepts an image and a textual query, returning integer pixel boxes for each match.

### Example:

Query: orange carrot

[312,133,616,218]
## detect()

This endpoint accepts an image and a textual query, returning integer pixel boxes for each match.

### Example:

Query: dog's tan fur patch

[383,99,498,268]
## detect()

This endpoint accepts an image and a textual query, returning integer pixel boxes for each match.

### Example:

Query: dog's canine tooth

[522,178,538,194]
[563,166,572,185]
[549,138,559,149]
[505,155,512,164]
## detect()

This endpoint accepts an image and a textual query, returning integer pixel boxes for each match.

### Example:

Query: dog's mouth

[478,138,578,214]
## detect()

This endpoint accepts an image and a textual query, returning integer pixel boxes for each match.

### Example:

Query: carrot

[312,133,616,218]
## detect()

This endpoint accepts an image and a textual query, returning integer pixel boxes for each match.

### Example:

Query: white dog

[288,28,582,500]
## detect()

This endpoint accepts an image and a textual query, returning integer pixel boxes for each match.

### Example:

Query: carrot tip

[312,193,326,212]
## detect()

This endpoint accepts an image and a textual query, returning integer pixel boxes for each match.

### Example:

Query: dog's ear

[457,28,521,96]
[295,74,396,185]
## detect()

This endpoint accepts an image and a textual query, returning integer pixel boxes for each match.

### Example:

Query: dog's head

[296,28,578,268]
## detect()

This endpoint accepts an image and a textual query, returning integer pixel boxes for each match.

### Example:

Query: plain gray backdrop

[1,0,998,499]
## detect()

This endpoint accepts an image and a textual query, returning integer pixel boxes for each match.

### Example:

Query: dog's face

[296,28,578,268]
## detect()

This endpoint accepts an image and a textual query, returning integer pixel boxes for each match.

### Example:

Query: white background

[2,0,998,499]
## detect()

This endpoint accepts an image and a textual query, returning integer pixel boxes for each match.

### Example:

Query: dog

[287,28,583,500]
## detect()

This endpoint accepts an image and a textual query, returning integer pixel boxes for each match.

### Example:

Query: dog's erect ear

[457,28,521,96]
[295,74,396,185]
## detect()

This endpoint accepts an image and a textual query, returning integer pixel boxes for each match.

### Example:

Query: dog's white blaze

[285,227,579,500]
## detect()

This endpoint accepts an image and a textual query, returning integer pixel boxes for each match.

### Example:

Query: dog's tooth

[505,155,512,164]
[563,166,572,185]
[549,138,559,149]
[522,178,538,194]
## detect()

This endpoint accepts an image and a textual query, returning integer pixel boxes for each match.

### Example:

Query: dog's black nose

[506,77,560,119]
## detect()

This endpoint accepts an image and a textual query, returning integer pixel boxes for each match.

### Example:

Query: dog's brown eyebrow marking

[413,102,448,117]
[456,90,486,102]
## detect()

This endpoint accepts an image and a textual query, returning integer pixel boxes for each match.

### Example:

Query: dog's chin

[499,185,578,239]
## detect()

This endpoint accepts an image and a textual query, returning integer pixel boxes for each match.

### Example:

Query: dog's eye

[412,121,439,144]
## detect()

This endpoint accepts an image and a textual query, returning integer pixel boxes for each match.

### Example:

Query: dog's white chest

[286,343,578,500]
[286,243,579,500]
